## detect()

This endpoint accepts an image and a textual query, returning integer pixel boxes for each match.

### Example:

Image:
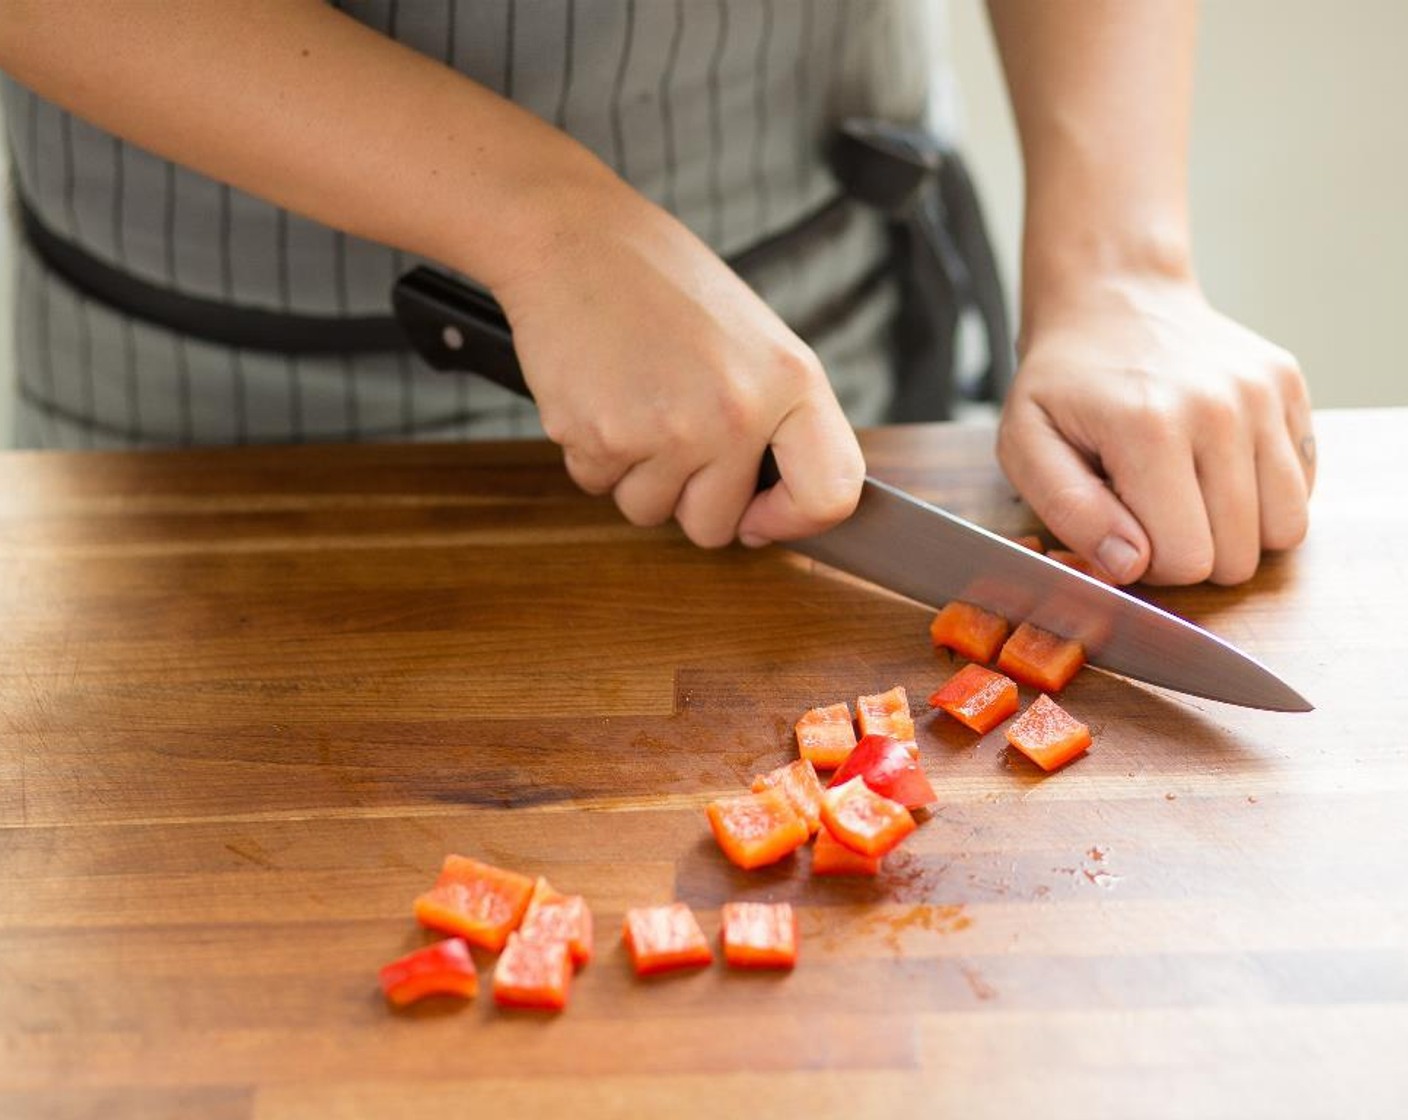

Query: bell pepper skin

[751,758,824,834]
[929,663,1020,734]
[707,787,810,870]
[826,734,937,810]
[1046,549,1118,585]
[855,686,917,756]
[623,903,714,976]
[720,901,798,970]
[794,702,858,770]
[811,824,882,876]
[1005,694,1092,772]
[929,600,1011,664]
[492,931,572,1011]
[412,854,536,951]
[378,938,478,1007]
[820,776,916,858]
[519,877,594,967]
[996,621,1086,693]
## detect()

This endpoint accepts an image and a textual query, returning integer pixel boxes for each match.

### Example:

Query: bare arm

[0,0,864,547]
[987,0,1313,585]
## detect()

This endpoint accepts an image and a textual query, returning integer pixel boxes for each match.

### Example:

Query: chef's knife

[392,266,1312,712]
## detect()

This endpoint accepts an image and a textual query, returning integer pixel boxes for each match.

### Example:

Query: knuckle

[1153,545,1215,586]
[1263,505,1310,551]
[1039,480,1106,542]
[1210,550,1260,587]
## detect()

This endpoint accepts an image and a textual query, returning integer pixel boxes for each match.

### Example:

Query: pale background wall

[946,0,1408,411]
[1,0,1403,447]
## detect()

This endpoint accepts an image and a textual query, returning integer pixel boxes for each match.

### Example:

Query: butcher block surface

[1,410,1405,1119]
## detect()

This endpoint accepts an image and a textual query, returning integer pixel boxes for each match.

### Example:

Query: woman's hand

[996,271,1314,585]
[495,183,865,549]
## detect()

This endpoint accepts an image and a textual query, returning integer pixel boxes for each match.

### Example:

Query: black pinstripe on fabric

[333,233,359,435]
[218,184,248,442]
[275,208,291,311]
[286,356,304,441]
[504,0,517,99]
[795,0,815,195]
[609,0,637,178]
[706,0,729,246]
[122,317,141,440]
[751,0,774,237]
[35,271,60,447]
[74,295,95,448]
[59,109,79,240]
[110,136,127,267]
[443,0,457,66]
[162,161,178,286]
[160,159,195,443]
[175,338,193,444]
[554,0,575,129]
[658,0,686,215]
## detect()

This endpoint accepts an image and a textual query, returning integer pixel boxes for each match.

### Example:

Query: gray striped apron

[2,0,934,449]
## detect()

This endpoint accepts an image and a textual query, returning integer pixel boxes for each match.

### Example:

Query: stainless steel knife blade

[391,265,1312,712]
[797,476,1312,711]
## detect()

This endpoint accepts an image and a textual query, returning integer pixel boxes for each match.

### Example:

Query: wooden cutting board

[0,411,1405,1120]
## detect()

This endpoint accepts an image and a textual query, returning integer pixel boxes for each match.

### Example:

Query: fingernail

[1096,535,1140,582]
[739,533,771,549]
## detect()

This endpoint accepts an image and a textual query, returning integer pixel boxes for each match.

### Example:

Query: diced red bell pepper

[826,733,937,810]
[492,931,572,1010]
[518,877,594,968]
[1012,534,1044,552]
[855,685,916,755]
[720,901,798,970]
[996,621,1086,692]
[929,663,1019,733]
[1046,548,1118,585]
[706,787,810,870]
[928,600,1011,664]
[413,854,536,951]
[811,824,882,876]
[794,702,858,770]
[378,937,478,1007]
[623,902,714,976]
[820,776,916,858]
[751,758,824,834]
[1005,693,1092,772]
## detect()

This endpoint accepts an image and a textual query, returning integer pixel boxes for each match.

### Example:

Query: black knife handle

[391,266,530,398]
[392,266,780,492]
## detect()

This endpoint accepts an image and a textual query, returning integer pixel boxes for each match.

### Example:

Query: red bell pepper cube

[929,663,1020,733]
[811,824,882,876]
[929,600,1011,664]
[1012,534,1044,552]
[518,877,594,968]
[794,701,858,770]
[413,854,536,951]
[820,776,916,858]
[1005,693,1092,772]
[720,901,798,970]
[378,937,478,1007]
[996,621,1086,693]
[1046,548,1118,585]
[707,787,810,870]
[492,931,572,1011]
[855,685,916,755]
[623,902,714,976]
[751,758,824,834]
[826,733,937,810]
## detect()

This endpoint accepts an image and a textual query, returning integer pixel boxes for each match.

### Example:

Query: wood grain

[1,412,1406,1119]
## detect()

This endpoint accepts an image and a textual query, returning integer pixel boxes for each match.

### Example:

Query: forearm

[0,0,616,291]
[986,0,1198,336]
